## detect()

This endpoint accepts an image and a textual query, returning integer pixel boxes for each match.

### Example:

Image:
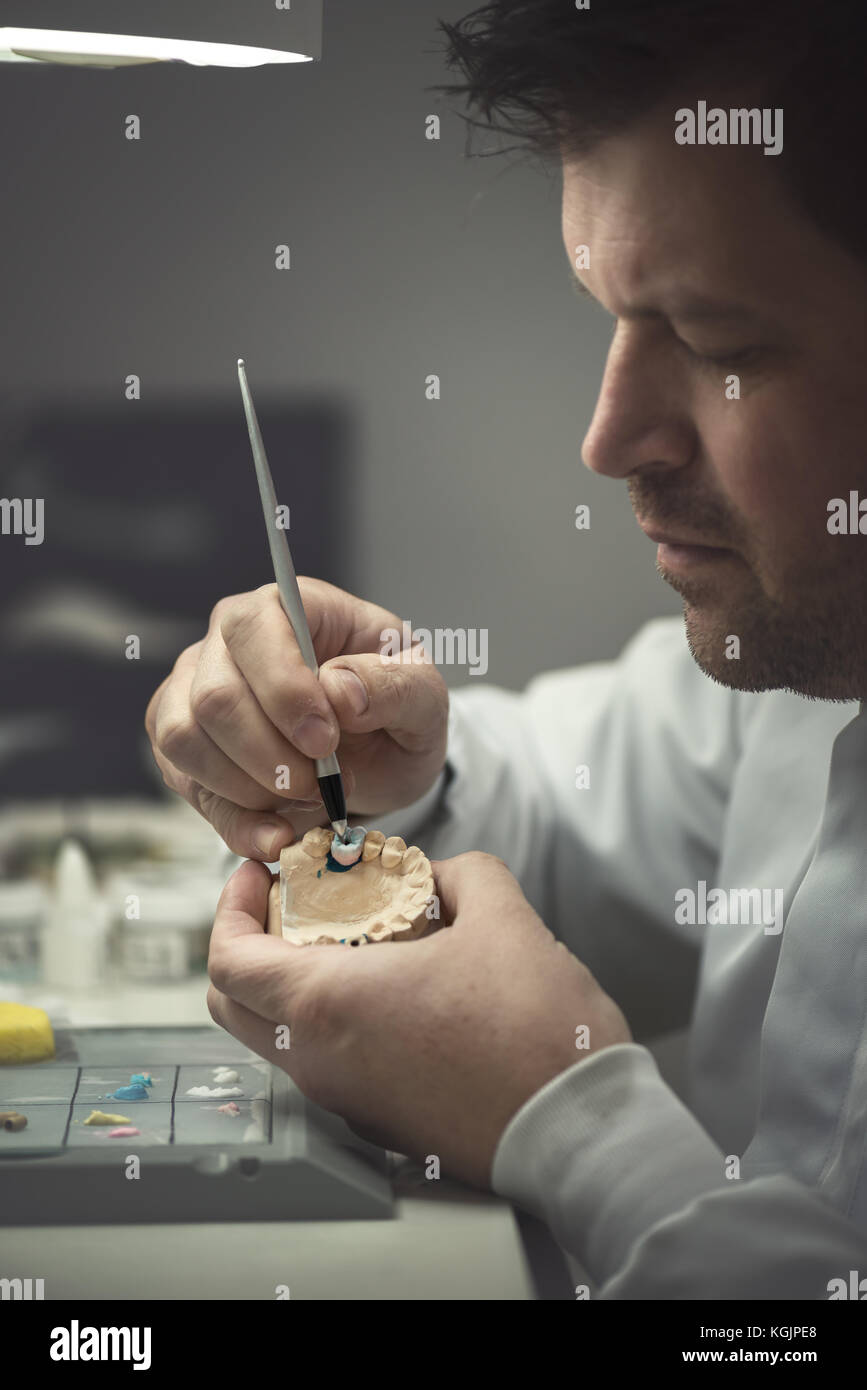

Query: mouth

[636,520,737,573]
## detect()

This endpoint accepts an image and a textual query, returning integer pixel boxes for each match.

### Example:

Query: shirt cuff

[491,1043,730,1287]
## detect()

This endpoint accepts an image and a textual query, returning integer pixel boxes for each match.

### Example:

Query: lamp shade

[0,0,321,67]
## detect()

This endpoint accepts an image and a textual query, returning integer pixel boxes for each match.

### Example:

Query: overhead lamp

[0,0,321,68]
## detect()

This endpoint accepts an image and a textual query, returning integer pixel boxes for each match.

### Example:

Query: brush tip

[237,357,245,369]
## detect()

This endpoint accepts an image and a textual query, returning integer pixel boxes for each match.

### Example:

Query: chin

[683,618,768,691]
[682,604,862,701]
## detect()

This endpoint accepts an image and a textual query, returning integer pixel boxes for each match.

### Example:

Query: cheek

[701,392,830,541]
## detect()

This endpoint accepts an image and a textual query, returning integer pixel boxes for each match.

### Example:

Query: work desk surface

[2,976,546,1300]
[1,1175,536,1301]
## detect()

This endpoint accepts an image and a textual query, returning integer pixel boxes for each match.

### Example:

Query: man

[146,1,867,1297]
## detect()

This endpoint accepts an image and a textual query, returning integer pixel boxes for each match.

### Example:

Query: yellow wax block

[83,1110,131,1126]
[0,1002,55,1063]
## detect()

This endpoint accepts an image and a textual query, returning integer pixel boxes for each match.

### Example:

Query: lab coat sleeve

[492,1044,867,1298]
[387,618,746,1037]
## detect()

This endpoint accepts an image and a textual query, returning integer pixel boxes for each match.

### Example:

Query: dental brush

[237,358,349,845]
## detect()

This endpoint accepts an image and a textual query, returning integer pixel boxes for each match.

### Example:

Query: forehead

[560,109,808,313]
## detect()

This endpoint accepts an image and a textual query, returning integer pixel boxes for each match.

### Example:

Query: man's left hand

[207,851,632,1188]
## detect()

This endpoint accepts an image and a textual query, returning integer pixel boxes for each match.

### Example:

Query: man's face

[562,105,867,699]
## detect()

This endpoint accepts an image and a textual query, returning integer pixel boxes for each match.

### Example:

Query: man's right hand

[145,578,449,861]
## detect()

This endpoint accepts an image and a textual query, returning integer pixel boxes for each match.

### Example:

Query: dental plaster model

[266,826,434,946]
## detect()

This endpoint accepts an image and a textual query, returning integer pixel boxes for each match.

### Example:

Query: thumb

[431,852,521,927]
[208,856,361,1023]
[319,649,448,753]
[208,860,322,1017]
[212,858,276,942]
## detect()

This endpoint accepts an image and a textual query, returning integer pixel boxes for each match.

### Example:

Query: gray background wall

[1,0,679,694]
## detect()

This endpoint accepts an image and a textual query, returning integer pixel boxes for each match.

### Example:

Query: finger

[219,586,342,755]
[153,736,355,860]
[209,860,386,1021]
[151,746,299,859]
[145,641,203,744]
[207,983,293,1069]
[210,858,275,941]
[344,1115,403,1152]
[147,632,316,804]
[318,646,448,754]
[207,983,347,1109]
[189,626,326,802]
[154,652,298,810]
[295,575,409,658]
[208,860,331,1017]
[431,852,522,927]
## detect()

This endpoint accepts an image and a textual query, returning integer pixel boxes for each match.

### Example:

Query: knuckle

[219,589,266,646]
[195,785,267,829]
[207,948,234,997]
[156,758,184,795]
[377,651,444,711]
[456,850,507,873]
[157,713,200,764]
[194,786,234,833]
[190,678,243,727]
[206,984,224,1023]
[144,688,162,740]
[194,784,218,816]
[429,666,450,704]
[485,853,510,873]
[278,684,321,728]
[296,575,322,597]
[296,575,331,618]
[209,592,245,627]
[376,657,407,708]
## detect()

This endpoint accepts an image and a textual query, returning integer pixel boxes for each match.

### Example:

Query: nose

[581,325,695,480]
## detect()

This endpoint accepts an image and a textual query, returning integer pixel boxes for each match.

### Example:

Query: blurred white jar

[106,865,217,981]
[41,839,112,992]
[0,878,47,984]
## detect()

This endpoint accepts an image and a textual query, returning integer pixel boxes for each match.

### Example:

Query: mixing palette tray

[0,1026,393,1223]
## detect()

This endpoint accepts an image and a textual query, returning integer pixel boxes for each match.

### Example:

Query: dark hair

[435,1,867,263]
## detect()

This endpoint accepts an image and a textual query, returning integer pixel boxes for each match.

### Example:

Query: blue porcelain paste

[325,852,354,873]
[326,825,366,872]
[108,1083,150,1101]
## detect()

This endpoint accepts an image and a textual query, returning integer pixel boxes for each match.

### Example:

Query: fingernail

[332,667,368,715]
[293,714,335,758]
[253,824,284,859]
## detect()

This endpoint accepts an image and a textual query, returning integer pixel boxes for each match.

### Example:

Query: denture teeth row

[299,826,423,873]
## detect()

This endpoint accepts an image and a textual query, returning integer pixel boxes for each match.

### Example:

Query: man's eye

[681,342,760,367]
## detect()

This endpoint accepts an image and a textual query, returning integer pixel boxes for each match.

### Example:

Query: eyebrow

[567,270,772,326]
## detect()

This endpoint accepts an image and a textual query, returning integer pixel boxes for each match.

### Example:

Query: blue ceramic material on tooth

[325,852,354,873]
[328,826,365,869]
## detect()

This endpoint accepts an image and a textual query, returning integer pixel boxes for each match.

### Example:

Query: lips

[636,520,729,550]
[633,516,741,578]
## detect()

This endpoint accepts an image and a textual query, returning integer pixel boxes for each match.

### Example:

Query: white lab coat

[384,617,867,1298]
